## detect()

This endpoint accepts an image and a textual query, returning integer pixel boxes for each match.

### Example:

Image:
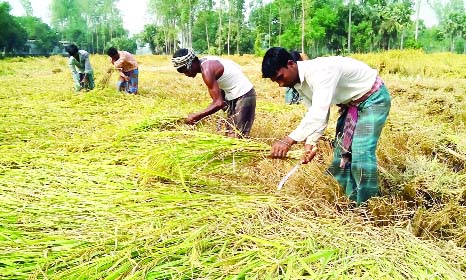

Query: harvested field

[0,50,465,279]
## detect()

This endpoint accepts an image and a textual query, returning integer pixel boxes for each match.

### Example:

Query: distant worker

[106,47,139,94]
[285,51,305,105]
[171,48,256,138]
[262,47,391,206]
[65,44,94,92]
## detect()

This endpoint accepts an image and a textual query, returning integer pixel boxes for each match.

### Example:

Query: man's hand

[271,136,295,159]
[119,72,129,81]
[301,144,318,164]
[80,75,88,84]
[185,114,198,125]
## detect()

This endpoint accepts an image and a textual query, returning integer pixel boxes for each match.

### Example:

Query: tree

[301,0,305,52]
[147,0,181,54]
[0,3,27,53]
[17,16,59,53]
[140,24,167,54]
[106,37,137,54]
[51,0,126,54]
[442,11,466,52]
[305,2,339,55]
[19,0,33,16]
[414,0,421,40]
[378,0,413,50]
[193,9,218,53]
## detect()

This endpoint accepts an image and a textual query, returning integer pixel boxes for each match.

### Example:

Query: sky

[3,0,448,35]
[4,0,150,36]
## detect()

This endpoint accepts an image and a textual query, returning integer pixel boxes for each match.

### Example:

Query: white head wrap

[171,48,196,71]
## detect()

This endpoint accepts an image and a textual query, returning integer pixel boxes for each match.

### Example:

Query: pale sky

[3,0,448,35]
[4,0,150,36]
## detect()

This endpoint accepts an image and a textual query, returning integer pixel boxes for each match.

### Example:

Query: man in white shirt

[172,48,256,138]
[262,47,391,205]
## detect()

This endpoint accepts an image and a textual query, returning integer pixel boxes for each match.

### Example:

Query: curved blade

[277,163,300,190]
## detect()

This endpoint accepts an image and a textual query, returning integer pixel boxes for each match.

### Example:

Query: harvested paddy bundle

[132,116,185,132]
[411,202,466,247]
[138,131,303,186]
[97,67,114,89]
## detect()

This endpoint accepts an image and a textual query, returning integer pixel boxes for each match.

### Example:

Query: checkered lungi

[117,69,138,94]
[328,84,391,205]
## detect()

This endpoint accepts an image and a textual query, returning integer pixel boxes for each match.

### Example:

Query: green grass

[0,53,465,279]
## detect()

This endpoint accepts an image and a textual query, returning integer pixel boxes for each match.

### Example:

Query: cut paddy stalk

[97,67,114,89]
[1,54,465,279]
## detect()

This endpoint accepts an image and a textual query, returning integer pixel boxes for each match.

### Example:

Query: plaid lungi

[328,84,391,205]
[117,69,138,94]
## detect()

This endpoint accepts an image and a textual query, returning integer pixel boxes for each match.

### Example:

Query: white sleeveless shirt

[201,56,253,101]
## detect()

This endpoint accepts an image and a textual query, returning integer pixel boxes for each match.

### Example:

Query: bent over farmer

[172,48,256,138]
[65,44,94,92]
[262,47,391,205]
[106,47,139,94]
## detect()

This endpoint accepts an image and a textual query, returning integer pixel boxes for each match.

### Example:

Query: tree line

[0,0,137,55]
[140,0,466,56]
[1,0,465,56]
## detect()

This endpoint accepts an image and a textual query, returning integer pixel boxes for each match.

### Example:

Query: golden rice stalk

[97,67,114,89]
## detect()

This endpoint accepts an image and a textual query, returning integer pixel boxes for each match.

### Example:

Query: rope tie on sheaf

[171,48,196,71]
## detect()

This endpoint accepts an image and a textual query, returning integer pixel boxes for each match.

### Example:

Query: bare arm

[111,56,129,81]
[186,60,227,124]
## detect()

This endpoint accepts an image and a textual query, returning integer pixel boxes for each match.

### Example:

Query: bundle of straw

[138,131,304,187]
[132,116,185,132]
[97,67,114,89]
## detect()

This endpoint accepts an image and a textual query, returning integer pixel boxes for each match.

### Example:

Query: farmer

[106,47,138,94]
[285,51,304,105]
[65,44,94,92]
[171,48,256,138]
[262,47,391,205]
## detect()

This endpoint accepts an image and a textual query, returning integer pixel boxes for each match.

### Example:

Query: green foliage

[254,33,266,57]
[279,24,301,51]
[105,37,137,54]
[0,3,27,52]
[19,0,33,16]
[441,11,466,53]
[51,0,128,54]
[352,21,375,53]
[16,16,59,53]
[192,11,218,53]
[140,24,166,54]
[5,0,466,57]
[404,38,422,49]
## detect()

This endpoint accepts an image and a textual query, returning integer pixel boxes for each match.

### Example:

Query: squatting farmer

[262,47,391,206]
[65,44,94,92]
[171,48,256,138]
[106,47,139,94]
